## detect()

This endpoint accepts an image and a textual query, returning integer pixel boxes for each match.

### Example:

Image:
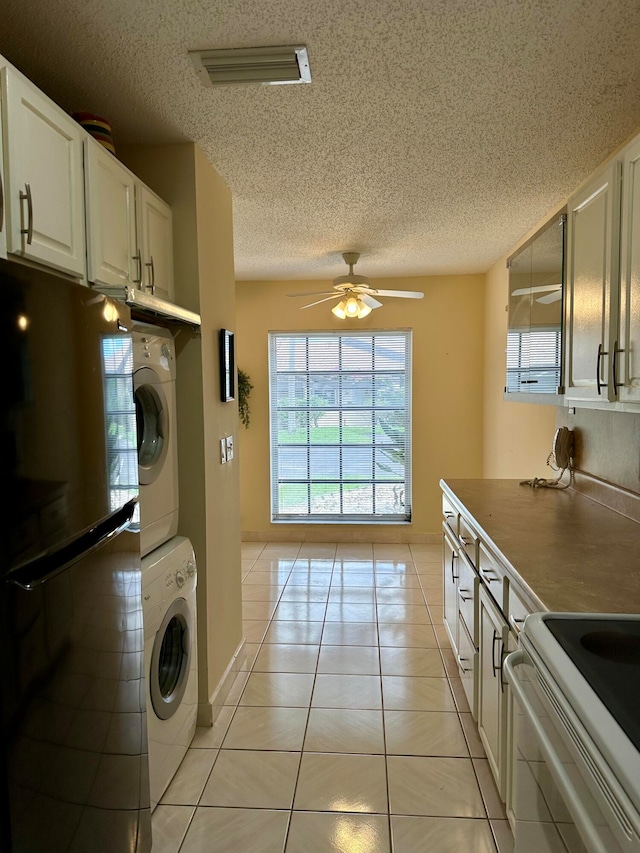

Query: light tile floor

[152,542,515,852]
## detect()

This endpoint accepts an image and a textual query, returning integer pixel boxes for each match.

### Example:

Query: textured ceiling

[2,0,640,281]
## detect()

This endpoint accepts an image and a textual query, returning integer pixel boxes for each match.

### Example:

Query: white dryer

[132,321,179,557]
[142,535,198,812]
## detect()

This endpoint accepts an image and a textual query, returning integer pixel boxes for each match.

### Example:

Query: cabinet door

[0,85,6,260]
[564,160,621,402]
[477,586,509,799]
[85,137,137,288]
[136,183,174,301]
[618,136,640,402]
[2,67,85,277]
[442,527,459,654]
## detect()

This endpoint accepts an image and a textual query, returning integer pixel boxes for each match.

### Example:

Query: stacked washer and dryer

[132,322,198,812]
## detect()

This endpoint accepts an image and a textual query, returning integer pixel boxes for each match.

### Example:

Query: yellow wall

[120,143,243,722]
[236,274,485,541]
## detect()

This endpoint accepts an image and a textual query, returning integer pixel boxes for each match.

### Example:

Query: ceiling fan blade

[535,291,562,304]
[361,294,383,309]
[287,290,337,298]
[511,284,561,296]
[300,294,342,309]
[373,289,424,299]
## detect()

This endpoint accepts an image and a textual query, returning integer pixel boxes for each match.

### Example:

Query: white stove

[504,613,640,853]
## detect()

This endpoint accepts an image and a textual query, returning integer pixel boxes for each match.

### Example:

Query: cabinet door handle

[612,339,623,389]
[451,552,458,582]
[19,183,33,244]
[457,654,472,673]
[596,343,608,395]
[491,630,502,679]
[132,250,142,285]
[458,535,467,545]
[458,588,472,602]
[145,255,155,293]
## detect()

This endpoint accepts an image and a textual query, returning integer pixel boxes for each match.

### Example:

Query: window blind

[506,328,562,393]
[268,330,412,523]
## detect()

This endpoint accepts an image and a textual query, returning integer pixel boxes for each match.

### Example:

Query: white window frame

[268,329,412,524]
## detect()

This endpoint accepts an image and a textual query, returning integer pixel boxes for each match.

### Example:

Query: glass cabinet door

[506,211,565,398]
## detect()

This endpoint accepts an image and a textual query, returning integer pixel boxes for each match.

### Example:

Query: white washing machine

[133,321,179,558]
[142,535,198,812]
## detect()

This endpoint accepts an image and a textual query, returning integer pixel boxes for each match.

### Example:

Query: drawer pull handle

[457,654,472,673]
[458,588,472,602]
[481,569,500,584]
[509,615,525,635]
[459,535,467,545]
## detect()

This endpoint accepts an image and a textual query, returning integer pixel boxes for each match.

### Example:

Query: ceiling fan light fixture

[332,300,348,319]
[332,295,371,319]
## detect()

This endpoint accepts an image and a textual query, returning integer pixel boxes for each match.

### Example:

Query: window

[269,330,412,523]
[506,328,562,393]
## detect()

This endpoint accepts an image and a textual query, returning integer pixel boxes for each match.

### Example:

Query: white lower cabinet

[443,525,459,654]
[477,585,509,800]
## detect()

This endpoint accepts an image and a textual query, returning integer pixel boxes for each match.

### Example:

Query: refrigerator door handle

[6,500,138,590]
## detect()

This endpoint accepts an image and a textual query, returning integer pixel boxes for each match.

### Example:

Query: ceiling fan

[511,283,562,304]
[287,252,424,318]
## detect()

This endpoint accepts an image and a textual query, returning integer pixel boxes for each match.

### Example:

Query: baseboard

[241,529,441,545]
[197,638,247,727]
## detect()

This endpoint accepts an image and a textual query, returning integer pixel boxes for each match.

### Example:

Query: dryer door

[134,366,169,485]
[150,597,192,720]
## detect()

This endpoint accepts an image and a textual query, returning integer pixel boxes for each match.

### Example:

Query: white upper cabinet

[85,138,175,301]
[85,136,137,288]
[135,183,174,302]
[564,159,621,404]
[1,64,86,278]
[617,136,640,403]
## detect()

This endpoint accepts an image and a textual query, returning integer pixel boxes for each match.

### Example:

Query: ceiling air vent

[189,45,311,87]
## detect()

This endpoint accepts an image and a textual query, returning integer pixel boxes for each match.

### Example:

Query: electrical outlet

[226,435,234,460]
[220,438,227,464]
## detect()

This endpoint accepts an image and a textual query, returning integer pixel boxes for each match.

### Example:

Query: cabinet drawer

[457,554,478,645]
[478,542,507,612]
[442,494,458,536]
[456,617,477,719]
[507,585,532,639]
[458,516,478,566]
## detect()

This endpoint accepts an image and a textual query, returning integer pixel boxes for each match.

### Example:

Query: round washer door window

[134,367,169,485]
[150,597,192,721]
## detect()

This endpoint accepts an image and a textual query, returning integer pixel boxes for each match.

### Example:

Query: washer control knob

[186,558,196,577]
[161,343,172,360]
[175,569,185,589]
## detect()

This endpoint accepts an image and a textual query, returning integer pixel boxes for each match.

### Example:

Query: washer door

[150,597,192,721]
[134,366,169,485]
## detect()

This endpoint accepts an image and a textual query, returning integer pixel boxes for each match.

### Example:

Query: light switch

[226,435,234,460]
[220,438,227,464]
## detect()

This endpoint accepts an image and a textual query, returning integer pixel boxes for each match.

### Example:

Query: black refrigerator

[0,259,151,852]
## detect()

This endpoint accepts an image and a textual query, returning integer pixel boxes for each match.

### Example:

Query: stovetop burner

[544,615,640,753]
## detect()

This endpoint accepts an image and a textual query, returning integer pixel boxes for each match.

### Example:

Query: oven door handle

[503,651,610,853]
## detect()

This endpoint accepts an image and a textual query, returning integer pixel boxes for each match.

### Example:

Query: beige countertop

[440,478,640,614]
